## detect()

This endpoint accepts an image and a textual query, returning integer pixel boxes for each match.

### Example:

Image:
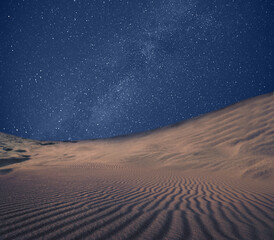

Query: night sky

[0,0,273,141]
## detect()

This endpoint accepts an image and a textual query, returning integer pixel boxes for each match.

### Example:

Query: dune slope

[1,92,273,179]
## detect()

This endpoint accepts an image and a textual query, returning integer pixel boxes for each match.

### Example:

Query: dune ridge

[0,93,273,239]
[1,92,273,179]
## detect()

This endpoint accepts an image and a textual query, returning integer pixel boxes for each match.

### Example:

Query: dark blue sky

[0,0,273,141]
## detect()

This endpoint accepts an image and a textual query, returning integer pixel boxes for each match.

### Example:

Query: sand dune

[0,93,273,239]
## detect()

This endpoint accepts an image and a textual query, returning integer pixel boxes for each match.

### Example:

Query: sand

[0,93,273,239]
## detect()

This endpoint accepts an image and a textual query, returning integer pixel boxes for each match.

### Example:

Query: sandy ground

[0,93,273,239]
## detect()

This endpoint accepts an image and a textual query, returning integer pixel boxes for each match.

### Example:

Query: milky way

[0,0,273,140]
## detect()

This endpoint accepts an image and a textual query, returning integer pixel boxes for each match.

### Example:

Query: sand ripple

[0,165,273,240]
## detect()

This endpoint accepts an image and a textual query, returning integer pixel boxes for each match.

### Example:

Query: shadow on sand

[0,155,30,168]
[0,168,13,175]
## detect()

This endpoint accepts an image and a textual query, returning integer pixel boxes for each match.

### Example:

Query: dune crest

[1,93,273,180]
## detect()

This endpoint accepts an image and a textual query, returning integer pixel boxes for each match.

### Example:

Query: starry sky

[0,0,273,141]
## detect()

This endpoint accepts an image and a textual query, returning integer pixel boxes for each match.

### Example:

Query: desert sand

[0,93,273,240]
